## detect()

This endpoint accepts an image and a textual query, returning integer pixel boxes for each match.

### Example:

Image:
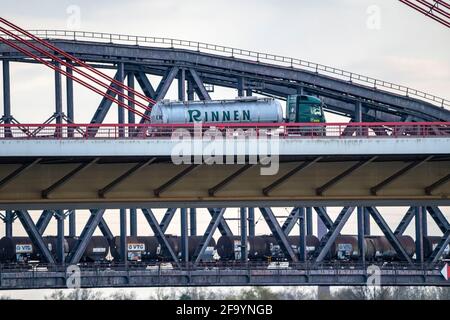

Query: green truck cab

[286,95,326,123]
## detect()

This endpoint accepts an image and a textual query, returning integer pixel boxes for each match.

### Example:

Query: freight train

[150,95,326,124]
[1,234,448,264]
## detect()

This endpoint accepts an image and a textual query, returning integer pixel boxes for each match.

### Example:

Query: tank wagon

[0,236,109,263]
[1,234,447,264]
[150,95,326,125]
[111,235,216,262]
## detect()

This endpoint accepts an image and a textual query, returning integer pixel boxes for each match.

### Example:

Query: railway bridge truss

[0,18,449,289]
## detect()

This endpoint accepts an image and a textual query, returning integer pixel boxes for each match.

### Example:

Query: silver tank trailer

[150,97,284,124]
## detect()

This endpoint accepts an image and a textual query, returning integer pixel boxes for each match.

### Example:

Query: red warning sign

[441,263,449,281]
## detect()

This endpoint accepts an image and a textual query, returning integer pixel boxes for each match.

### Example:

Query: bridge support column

[187,80,195,101]
[415,206,424,264]
[180,208,188,263]
[66,62,74,137]
[117,62,125,137]
[120,209,127,263]
[357,207,366,265]
[421,206,428,236]
[248,208,255,237]
[306,207,313,235]
[2,59,13,137]
[54,61,63,125]
[69,210,76,237]
[5,210,14,237]
[190,208,197,236]
[317,208,328,239]
[240,207,248,262]
[298,207,306,262]
[56,210,65,264]
[130,208,137,237]
[237,77,244,97]
[178,69,186,101]
[127,72,135,128]
[364,207,371,235]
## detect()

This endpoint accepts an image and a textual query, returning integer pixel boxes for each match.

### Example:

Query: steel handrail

[1,29,448,109]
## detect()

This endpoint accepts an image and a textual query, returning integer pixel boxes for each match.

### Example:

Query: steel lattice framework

[0,18,449,289]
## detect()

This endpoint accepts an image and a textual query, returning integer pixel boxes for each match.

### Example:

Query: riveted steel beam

[89,71,121,125]
[154,164,199,197]
[366,207,414,264]
[259,207,298,262]
[98,158,156,197]
[134,71,156,100]
[426,206,450,233]
[67,209,105,264]
[193,207,225,265]
[42,158,99,198]
[209,164,253,196]
[281,207,300,236]
[371,156,433,195]
[313,207,333,230]
[425,173,450,195]
[394,207,415,235]
[316,157,377,195]
[207,208,232,236]
[429,230,450,264]
[36,210,54,235]
[189,68,211,100]
[159,208,177,233]
[141,208,181,267]
[263,157,322,196]
[15,210,55,264]
[313,207,355,263]
[0,158,41,190]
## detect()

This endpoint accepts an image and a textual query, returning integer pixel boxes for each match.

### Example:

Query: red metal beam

[0,17,156,106]
[399,0,450,28]
[0,27,152,114]
[0,36,150,121]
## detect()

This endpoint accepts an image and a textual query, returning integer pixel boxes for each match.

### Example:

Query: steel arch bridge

[0,26,449,289]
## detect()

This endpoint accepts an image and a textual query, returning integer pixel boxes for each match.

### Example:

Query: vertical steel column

[127,71,135,128]
[364,207,371,235]
[306,207,313,235]
[120,209,127,262]
[178,69,186,101]
[117,62,125,137]
[2,60,11,121]
[355,101,362,136]
[246,89,252,96]
[415,206,424,263]
[298,207,306,262]
[5,210,13,237]
[317,208,328,239]
[130,208,137,237]
[54,61,63,125]
[187,80,195,101]
[357,207,366,264]
[66,61,74,137]
[68,210,76,237]
[180,208,189,263]
[240,207,248,262]
[190,208,197,236]
[56,210,65,264]
[248,207,255,237]
[237,77,244,97]
[421,206,428,237]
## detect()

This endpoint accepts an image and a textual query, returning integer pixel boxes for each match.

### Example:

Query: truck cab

[286,95,326,123]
